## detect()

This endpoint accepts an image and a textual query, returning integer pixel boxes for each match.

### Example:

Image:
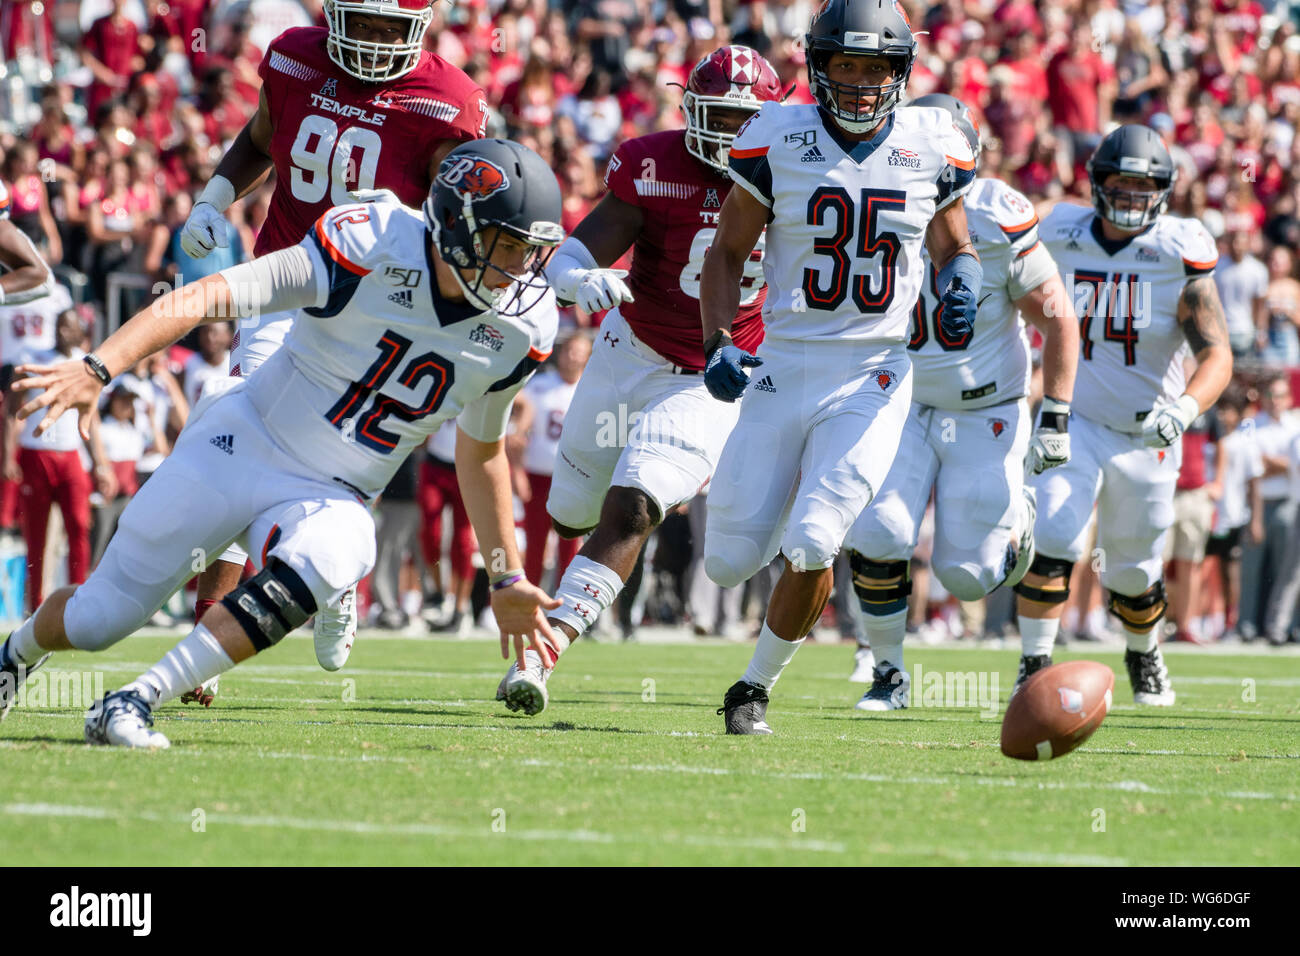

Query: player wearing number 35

[704,0,984,734]
[0,140,566,749]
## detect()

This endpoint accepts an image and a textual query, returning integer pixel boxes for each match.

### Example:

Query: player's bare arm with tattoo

[1178,275,1234,413]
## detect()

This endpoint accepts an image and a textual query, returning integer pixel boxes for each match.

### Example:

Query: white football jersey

[908,177,1058,409]
[1041,203,1218,434]
[0,281,71,365]
[728,103,977,346]
[240,201,558,497]
[520,369,577,475]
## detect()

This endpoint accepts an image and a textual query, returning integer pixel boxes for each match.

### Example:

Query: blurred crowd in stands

[2,0,1300,647]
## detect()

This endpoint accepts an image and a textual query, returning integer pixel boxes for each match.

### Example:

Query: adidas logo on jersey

[388,289,413,309]
[210,434,234,455]
[800,146,826,163]
[755,375,777,392]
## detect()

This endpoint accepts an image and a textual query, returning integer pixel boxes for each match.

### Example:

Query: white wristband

[196,175,237,214]
[1040,396,1071,416]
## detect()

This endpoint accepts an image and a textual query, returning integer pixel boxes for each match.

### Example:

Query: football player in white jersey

[0,141,566,747]
[842,93,1079,710]
[1012,125,1233,706]
[702,0,983,734]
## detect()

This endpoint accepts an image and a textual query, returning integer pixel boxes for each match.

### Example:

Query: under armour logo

[574,602,592,621]
[604,331,619,347]
[582,584,600,598]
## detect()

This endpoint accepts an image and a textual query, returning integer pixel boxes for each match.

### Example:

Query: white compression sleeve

[218,244,326,319]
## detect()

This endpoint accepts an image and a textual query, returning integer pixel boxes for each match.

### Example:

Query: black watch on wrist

[703,328,732,361]
[83,353,112,386]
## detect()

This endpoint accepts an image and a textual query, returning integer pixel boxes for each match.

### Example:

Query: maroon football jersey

[255,26,487,255]
[604,130,765,370]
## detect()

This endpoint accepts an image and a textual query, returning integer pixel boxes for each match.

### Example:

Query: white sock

[862,608,906,671]
[742,622,805,690]
[3,616,44,666]
[124,624,235,708]
[549,556,624,643]
[1019,616,1059,657]
[1124,627,1158,653]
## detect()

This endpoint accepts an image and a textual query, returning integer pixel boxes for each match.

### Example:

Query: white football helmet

[324,0,434,83]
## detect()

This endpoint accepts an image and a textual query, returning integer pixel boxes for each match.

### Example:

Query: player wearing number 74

[0,140,565,748]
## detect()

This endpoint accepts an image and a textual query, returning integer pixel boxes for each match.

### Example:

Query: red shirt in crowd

[1047,47,1112,133]
[83,14,141,115]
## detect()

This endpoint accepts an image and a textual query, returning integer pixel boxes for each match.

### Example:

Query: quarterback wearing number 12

[175,0,488,702]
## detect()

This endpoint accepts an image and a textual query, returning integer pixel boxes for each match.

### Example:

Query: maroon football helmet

[682,46,783,173]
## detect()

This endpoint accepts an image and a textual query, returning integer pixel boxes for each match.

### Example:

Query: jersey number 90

[802,186,906,314]
[290,115,383,206]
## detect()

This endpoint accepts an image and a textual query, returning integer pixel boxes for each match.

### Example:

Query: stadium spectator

[5,309,114,611]
[1264,245,1300,365]
[1167,406,1222,644]
[1207,385,1264,641]
[1047,21,1115,164]
[1215,229,1272,359]
[372,453,425,631]
[2,142,61,264]
[181,322,232,411]
[92,383,146,567]
[420,422,476,635]
[1239,374,1300,639]
[81,0,146,118]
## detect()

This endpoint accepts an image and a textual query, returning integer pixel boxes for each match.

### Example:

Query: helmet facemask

[682,93,762,174]
[808,49,911,134]
[1092,172,1175,231]
[426,193,563,315]
[324,0,432,83]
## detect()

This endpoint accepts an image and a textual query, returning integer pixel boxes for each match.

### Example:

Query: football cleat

[85,690,170,749]
[1003,488,1037,590]
[501,649,550,716]
[849,645,876,683]
[1011,654,1052,699]
[0,643,51,720]
[1125,647,1176,706]
[180,676,220,707]
[718,680,773,735]
[854,665,909,711]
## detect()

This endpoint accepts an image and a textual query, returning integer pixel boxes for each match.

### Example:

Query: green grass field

[2,632,1297,865]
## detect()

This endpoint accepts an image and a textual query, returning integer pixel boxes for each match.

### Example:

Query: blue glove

[704,338,763,402]
[936,252,982,341]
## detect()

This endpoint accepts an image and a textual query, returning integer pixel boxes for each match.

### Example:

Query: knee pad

[704,539,762,590]
[849,552,911,616]
[783,522,840,574]
[221,558,318,652]
[1107,581,1167,633]
[1012,554,1074,605]
[933,563,987,603]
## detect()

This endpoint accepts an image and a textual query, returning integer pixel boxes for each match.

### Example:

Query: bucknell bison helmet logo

[437,155,510,202]
[989,418,1008,437]
[871,368,899,391]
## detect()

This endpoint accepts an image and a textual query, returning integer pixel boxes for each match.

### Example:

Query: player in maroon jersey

[174,0,487,703]
[496,46,782,716]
